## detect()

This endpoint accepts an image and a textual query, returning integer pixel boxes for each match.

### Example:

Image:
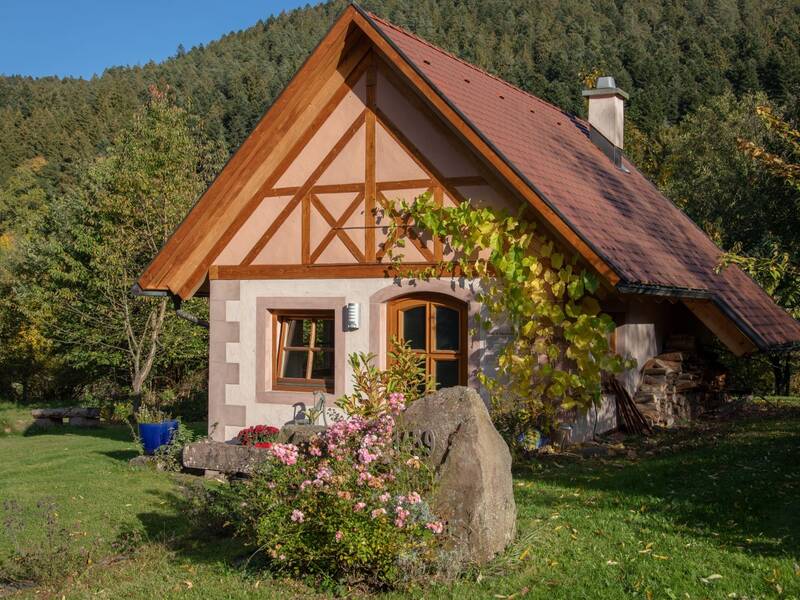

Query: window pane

[311,350,333,379]
[435,305,460,351]
[434,359,460,389]
[281,350,308,378]
[402,306,426,350]
[315,319,334,348]
[285,319,311,347]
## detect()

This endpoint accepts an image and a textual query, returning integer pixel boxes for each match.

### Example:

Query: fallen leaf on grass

[184,580,193,589]
[701,574,722,584]
[494,588,530,599]
[606,560,619,565]
[519,547,531,561]
[652,554,669,560]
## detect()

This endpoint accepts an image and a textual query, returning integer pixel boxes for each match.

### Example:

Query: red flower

[255,442,273,449]
[237,424,281,446]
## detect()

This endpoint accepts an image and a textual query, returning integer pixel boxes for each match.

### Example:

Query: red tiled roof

[368,11,800,350]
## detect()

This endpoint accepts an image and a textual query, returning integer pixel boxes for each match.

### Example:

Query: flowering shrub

[237,425,280,446]
[336,340,428,418]
[206,390,445,588]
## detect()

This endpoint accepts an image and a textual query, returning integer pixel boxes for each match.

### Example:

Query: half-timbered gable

[208,53,516,276]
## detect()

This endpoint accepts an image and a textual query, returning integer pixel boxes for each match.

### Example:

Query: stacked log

[632,337,723,428]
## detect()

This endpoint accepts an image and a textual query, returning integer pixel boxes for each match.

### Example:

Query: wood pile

[632,336,725,428]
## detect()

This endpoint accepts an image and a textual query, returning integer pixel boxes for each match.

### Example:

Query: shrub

[335,339,427,419]
[205,391,445,589]
[152,420,196,472]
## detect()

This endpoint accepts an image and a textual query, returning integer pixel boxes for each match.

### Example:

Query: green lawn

[0,400,798,599]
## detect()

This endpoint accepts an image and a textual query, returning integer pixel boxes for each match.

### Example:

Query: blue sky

[0,0,309,79]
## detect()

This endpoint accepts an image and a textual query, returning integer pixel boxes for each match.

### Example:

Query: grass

[0,399,798,599]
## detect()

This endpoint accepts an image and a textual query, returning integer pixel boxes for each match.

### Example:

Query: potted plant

[236,425,280,448]
[136,405,178,455]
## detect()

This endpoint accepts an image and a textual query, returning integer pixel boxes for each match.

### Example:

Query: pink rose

[425,521,444,534]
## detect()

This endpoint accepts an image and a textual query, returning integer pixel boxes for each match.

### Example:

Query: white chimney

[582,76,629,170]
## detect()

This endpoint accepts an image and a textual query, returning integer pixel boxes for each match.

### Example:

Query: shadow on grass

[515,406,800,559]
[130,485,264,573]
[23,422,133,440]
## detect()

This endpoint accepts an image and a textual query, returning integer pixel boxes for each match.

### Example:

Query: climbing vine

[386,193,629,451]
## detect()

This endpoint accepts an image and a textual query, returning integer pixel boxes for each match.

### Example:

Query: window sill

[256,389,337,406]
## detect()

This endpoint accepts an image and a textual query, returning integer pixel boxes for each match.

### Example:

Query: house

[135,5,800,442]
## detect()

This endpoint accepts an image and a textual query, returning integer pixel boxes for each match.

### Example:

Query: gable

[139,5,617,300]
[207,53,517,275]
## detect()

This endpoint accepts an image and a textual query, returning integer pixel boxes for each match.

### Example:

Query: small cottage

[136,5,800,442]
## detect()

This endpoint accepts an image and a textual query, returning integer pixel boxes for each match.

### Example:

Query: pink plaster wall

[276,75,367,188]
[375,71,477,178]
[215,195,293,265]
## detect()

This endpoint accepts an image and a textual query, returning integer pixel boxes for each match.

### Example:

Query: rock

[278,424,326,445]
[33,417,62,428]
[182,440,271,475]
[399,386,516,566]
[68,416,100,427]
[31,407,100,419]
[31,408,61,418]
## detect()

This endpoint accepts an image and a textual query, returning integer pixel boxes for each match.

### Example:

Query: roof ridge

[365,10,579,121]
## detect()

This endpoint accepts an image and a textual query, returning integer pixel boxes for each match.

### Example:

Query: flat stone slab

[31,407,100,419]
[182,440,271,475]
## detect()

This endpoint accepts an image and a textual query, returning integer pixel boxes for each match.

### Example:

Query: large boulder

[400,386,516,565]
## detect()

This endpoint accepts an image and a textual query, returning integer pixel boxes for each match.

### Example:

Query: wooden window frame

[388,293,468,388]
[272,310,335,393]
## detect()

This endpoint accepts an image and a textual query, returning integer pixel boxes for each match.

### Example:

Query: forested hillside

[1,0,799,406]
[3,0,798,190]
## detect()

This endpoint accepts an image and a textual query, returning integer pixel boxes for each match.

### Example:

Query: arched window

[388,293,467,389]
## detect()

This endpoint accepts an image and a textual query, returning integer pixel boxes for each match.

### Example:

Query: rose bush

[205,351,446,588]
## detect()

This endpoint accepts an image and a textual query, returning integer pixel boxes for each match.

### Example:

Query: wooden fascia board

[138,6,365,296]
[350,7,621,287]
[682,299,758,356]
[210,263,467,280]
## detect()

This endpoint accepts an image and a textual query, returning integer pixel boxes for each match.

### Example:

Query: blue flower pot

[139,420,178,455]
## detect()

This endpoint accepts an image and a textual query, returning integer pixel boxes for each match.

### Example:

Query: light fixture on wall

[345,302,360,330]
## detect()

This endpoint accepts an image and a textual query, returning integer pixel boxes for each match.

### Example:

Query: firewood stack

[633,335,724,428]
